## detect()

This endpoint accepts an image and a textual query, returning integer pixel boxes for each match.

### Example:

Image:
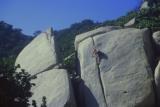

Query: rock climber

[92,47,101,65]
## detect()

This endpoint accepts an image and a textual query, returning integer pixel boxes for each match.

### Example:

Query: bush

[0,57,34,107]
[135,7,160,31]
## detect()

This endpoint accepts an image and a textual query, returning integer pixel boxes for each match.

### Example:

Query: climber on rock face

[92,47,101,65]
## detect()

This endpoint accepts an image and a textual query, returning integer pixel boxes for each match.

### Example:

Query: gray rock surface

[15,28,58,75]
[153,31,160,45]
[29,69,76,107]
[77,38,107,107]
[15,28,76,107]
[140,1,150,9]
[124,18,135,27]
[76,28,155,107]
[153,31,160,54]
[75,26,121,51]
[154,61,160,106]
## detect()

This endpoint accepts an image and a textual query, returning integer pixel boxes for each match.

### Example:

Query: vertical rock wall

[75,27,156,107]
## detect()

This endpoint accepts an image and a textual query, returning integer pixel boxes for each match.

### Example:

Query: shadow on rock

[73,78,99,107]
[98,51,108,60]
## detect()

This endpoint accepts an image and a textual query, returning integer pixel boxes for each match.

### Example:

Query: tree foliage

[56,19,101,60]
[0,57,34,107]
[32,100,37,107]
[135,6,160,31]
[103,11,138,27]
[40,96,47,107]
[0,21,32,58]
[55,20,101,76]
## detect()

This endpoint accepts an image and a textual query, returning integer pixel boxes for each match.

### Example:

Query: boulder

[29,69,76,107]
[153,31,160,55]
[140,1,150,9]
[153,31,160,45]
[15,27,76,107]
[15,28,58,75]
[76,28,155,107]
[124,18,136,27]
[154,61,160,106]
[140,0,158,9]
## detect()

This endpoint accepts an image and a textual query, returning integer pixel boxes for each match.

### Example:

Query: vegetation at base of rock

[32,96,48,107]
[63,52,76,77]
[40,96,47,107]
[32,100,37,107]
[0,57,34,107]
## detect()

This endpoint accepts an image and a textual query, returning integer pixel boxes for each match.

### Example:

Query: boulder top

[45,27,54,36]
[15,27,58,75]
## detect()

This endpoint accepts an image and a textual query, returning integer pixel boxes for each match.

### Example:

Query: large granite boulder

[15,28,58,75]
[30,69,76,107]
[15,28,76,107]
[153,31,160,55]
[154,61,160,106]
[75,28,155,107]
[153,31,160,45]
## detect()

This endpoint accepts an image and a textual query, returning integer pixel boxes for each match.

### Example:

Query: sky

[0,0,142,35]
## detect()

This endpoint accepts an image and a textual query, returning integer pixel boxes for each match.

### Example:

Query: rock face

[15,28,76,107]
[153,31,160,45]
[153,31,160,54]
[75,26,121,51]
[15,28,58,75]
[140,1,150,9]
[30,69,76,107]
[124,18,135,27]
[155,61,160,106]
[75,28,155,107]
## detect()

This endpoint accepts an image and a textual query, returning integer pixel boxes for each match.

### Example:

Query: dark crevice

[71,51,82,107]
[91,37,108,107]
[71,37,108,107]
[143,28,158,107]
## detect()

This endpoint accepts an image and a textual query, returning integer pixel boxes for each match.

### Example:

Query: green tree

[40,96,47,107]
[0,21,32,58]
[32,100,37,107]
[135,6,160,31]
[0,57,34,107]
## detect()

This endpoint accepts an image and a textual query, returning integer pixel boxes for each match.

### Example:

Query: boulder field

[15,26,160,107]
